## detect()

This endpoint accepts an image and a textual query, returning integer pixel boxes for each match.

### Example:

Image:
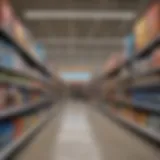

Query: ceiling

[11,0,147,73]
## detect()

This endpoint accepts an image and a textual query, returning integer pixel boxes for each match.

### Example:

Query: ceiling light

[24,10,136,21]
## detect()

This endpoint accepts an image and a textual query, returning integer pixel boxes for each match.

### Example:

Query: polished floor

[15,100,160,160]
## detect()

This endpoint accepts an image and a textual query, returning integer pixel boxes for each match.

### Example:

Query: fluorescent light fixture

[38,37,124,45]
[60,72,91,81]
[24,10,136,20]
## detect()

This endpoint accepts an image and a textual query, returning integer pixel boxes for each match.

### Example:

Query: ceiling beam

[24,10,136,21]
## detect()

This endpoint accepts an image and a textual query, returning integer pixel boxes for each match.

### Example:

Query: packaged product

[120,107,134,120]
[13,118,24,139]
[133,111,148,127]
[0,40,26,71]
[134,17,150,52]
[0,120,14,149]
[0,0,14,34]
[34,43,47,64]
[124,33,135,59]
[151,47,160,68]
[146,1,160,41]
[7,86,23,107]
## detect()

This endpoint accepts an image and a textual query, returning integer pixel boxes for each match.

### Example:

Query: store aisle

[88,105,160,160]
[15,100,160,160]
[51,100,100,160]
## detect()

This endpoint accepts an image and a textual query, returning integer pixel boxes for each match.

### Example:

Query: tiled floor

[15,100,160,160]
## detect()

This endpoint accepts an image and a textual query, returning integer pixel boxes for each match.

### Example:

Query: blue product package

[35,43,46,63]
[0,120,14,149]
[0,40,18,69]
[124,34,135,60]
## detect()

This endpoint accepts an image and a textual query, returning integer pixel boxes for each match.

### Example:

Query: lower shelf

[0,108,54,160]
[102,106,160,144]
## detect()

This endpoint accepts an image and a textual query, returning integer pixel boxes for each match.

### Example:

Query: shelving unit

[0,107,55,160]
[0,98,53,121]
[104,107,160,144]
[0,30,51,77]
[89,0,160,145]
[0,1,64,159]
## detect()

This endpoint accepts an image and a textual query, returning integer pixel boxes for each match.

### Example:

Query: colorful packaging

[34,43,47,64]
[13,118,24,139]
[0,120,14,149]
[124,33,135,59]
[134,17,150,52]
[151,47,160,68]
[0,0,14,34]
[0,40,26,71]
[134,111,148,127]
[146,1,160,41]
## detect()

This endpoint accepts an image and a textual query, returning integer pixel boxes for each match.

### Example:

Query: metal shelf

[107,98,160,113]
[133,101,160,113]
[0,108,54,160]
[0,29,51,77]
[107,108,160,143]
[0,99,52,121]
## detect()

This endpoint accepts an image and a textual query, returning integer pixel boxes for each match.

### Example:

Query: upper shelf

[0,29,51,77]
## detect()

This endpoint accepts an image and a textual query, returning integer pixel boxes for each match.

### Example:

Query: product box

[134,0,160,52]
[0,40,26,72]
[134,111,148,127]
[0,0,14,34]
[34,43,47,64]
[134,17,150,52]
[146,1,160,41]
[124,33,135,59]
[120,107,134,121]
[13,118,24,139]
[151,47,160,69]
[0,120,14,149]
[7,86,23,107]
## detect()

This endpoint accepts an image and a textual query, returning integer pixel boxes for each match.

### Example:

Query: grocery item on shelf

[34,43,47,64]
[133,111,148,127]
[151,47,160,69]
[13,118,24,139]
[119,107,135,121]
[0,0,14,34]
[124,33,135,60]
[134,16,149,52]
[7,86,23,108]
[0,40,26,71]
[147,113,160,131]
[146,1,160,41]
[0,120,14,149]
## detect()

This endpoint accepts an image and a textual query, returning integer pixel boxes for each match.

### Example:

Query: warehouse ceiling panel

[11,0,147,71]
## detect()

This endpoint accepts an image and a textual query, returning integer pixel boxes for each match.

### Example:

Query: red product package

[13,118,24,139]
[0,0,14,33]
[146,1,160,41]
[151,47,160,68]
